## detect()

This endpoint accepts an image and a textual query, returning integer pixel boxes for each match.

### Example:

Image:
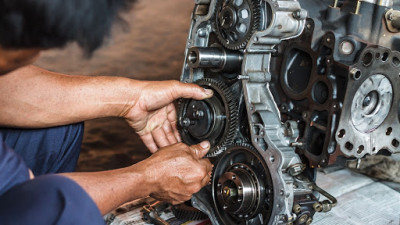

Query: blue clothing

[0,124,105,225]
[0,175,104,225]
[0,134,30,195]
[0,123,84,175]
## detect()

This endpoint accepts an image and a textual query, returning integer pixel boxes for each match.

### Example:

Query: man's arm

[0,65,142,127]
[0,65,213,150]
[62,141,212,215]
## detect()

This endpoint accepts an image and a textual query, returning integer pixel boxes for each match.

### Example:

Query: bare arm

[0,65,212,150]
[0,65,139,128]
[62,141,212,215]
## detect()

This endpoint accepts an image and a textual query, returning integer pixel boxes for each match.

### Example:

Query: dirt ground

[35,0,194,171]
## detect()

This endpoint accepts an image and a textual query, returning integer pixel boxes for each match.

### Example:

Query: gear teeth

[172,203,209,221]
[214,0,262,50]
[178,78,239,158]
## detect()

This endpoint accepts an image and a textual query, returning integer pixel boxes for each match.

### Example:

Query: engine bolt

[193,110,204,118]
[182,118,191,127]
[298,214,308,224]
[313,202,323,212]
[306,217,313,225]
[293,204,302,214]
[340,40,355,55]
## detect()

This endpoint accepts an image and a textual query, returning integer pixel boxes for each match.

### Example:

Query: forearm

[0,65,142,128]
[62,164,151,215]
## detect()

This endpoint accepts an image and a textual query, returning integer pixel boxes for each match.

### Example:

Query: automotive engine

[177,0,400,224]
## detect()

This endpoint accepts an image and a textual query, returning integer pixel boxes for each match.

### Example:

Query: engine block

[178,0,400,224]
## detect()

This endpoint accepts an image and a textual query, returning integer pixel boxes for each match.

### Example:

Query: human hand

[124,80,213,153]
[140,141,213,205]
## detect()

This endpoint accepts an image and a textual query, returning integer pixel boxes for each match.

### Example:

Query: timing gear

[211,144,273,225]
[178,78,238,157]
[215,0,261,50]
[171,202,209,221]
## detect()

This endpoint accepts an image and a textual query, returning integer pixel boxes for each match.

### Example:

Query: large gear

[171,202,209,221]
[214,0,261,50]
[211,144,273,225]
[178,78,238,157]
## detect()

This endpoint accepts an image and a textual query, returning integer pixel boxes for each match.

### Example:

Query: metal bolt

[293,204,302,214]
[306,217,313,225]
[313,202,323,212]
[326,37,332,43]
[292,9,307,20]
[194,110,204,118]
[288,163,305,176]
[182,118,191,127]
[290,142,304,148]
[340,40,355,55]
[298,214,308,224]
[321,200,333,212]
[333,0,338,8]
[237,75,249,80]
[350,68,361,80]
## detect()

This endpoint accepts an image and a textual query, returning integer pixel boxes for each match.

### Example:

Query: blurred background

[35,0,194,171]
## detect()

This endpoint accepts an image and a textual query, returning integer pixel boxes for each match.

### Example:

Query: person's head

[0,0,135,74]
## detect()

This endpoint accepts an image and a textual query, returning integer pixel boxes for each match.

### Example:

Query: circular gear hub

[215,0,261,50]
[351,74,393,133]
[212,144,273,224]
[178,78,238,157]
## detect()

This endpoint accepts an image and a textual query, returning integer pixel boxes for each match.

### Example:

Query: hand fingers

[200,168,213,187]
[151,127,170,149]
[189,141,211,158]
[162,120,178,144]
[199,158,213,177]
[171,82,214,101]
[166,104,182,142]
[140,133,158,153]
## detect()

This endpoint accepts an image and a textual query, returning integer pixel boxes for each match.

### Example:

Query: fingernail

[200,141,210,149]
[203,88,213,97]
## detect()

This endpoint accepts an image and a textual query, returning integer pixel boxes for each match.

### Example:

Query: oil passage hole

[338,129,345,138]
[386,127,393,136]
[392,139,399,148]
[393,57,400,67]
[354,71,361,80]
[357,145,364,154]
[345,142,354,150]
[376,53,381,59]
[382,52,389,61]
[362,52,373,66]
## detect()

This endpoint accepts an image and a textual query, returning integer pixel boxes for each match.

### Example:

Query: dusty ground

[35,0,194,171]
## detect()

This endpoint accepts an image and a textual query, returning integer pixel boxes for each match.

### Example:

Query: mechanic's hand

[125,80,213,153]
[142,141,213,205]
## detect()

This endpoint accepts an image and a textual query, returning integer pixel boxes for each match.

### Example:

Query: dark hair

[0,0,135,54]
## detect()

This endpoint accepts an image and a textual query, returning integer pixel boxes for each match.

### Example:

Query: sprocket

[214,0,261,50]
[178,78,238,157]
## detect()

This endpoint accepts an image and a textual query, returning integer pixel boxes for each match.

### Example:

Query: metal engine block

[177,0,400,224]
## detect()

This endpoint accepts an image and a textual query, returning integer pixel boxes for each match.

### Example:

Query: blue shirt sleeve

[0,134,30,196]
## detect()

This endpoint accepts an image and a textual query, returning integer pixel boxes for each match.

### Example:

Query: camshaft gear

[215,0,261,50]
[178,78,238,157]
